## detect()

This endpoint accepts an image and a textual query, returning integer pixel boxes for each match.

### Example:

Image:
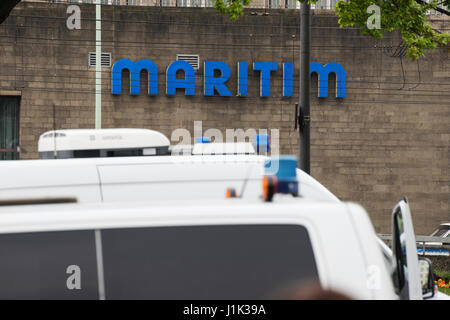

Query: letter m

[310,62,346,98]
[112,59,158,95]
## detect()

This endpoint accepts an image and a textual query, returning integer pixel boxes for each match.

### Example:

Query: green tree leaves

[214,0,253,21]
[335,0,449,59]
[214,0,450,60]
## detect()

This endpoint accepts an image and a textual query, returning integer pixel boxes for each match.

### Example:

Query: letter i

[238,62,248,97]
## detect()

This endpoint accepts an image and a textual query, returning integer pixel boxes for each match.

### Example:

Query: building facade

[0,1,449,233]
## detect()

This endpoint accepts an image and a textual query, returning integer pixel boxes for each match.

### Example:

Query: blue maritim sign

[111,59,346,98]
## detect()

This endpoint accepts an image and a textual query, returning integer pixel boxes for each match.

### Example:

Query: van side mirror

[391,198,422,300]
[419,258,435,299]
[392,208,406,293]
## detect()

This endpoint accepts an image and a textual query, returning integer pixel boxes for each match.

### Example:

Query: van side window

[106,149,142,157]
[0,231,99,299]
[73,150,101,158]
[101,224,319,299]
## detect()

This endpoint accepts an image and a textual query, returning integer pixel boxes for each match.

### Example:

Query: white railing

[378,234,450,256]
[24,0,449,14]
[424,0,449,16]
[26,0,338,9]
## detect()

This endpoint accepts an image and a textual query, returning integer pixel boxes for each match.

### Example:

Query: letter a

[367,5,381,30]
[66,265,81,290]
[67,5,81,30]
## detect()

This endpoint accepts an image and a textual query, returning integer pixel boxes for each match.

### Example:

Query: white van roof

[192,142,256,155]
[0,199,350,234]
[38,128,170,152]
[0,155,340,203]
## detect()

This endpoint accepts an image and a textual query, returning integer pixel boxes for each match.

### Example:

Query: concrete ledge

[0,90,21,96]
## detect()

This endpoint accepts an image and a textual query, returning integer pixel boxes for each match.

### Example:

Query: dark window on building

[176,0,188,6]
[285,0,296,9]
[101,224,319,299]
[0,230,99,299]
[269,0,280,8]
[190,0,202,7]
[0,96,20,160]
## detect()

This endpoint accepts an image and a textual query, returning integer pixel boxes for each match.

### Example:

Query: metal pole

[299,2,310,174]
[53,104,57,159]
[95,0,102,129]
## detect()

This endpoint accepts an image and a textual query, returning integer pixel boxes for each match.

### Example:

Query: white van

[0,196,429,300]
[0,153,438,300]
[0,129,440,299]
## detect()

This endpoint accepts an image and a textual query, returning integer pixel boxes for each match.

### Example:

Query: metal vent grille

[176,54,200,70]
[88,52,112,68]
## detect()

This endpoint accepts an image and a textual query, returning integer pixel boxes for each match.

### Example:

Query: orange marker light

[262,175,277,202]
[226,188,237,198]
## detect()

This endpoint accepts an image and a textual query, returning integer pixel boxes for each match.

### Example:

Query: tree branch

[0,0,21,24]
[415,0,450,16]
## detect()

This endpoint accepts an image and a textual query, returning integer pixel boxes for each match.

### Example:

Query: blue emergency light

[255,134,269,153]
[263,155,298,201]
[196,137,210,143]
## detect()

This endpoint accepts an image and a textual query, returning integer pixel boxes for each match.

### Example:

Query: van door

[391,198,422,300]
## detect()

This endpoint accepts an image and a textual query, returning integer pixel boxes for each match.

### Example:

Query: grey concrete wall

[0,2,449,234]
